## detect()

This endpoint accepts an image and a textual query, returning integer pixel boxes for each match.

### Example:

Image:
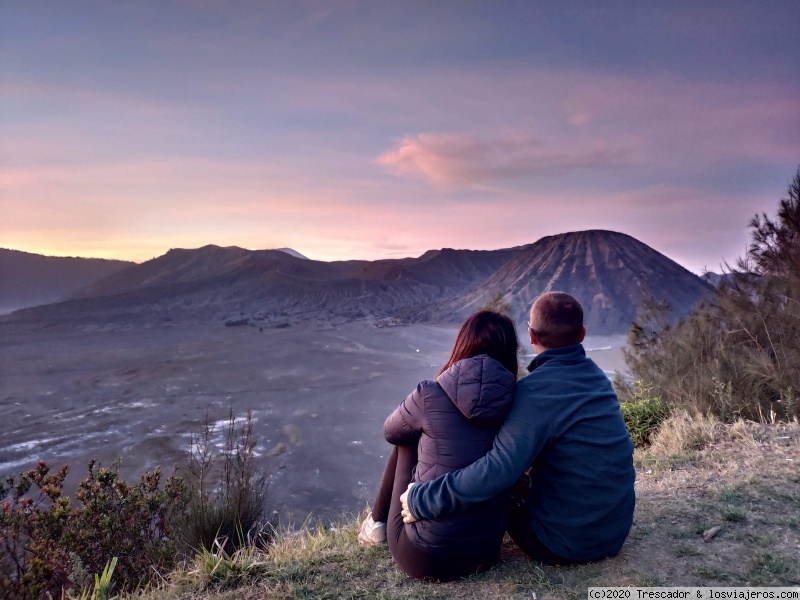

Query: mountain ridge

[2,232,712,333]
[0,248,134,313]
[431,230,712,333]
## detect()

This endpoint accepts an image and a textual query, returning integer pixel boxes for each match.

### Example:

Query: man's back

[516,344,635,560]
[406,343,636,562]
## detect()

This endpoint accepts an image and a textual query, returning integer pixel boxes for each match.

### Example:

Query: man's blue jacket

[406,343,636,561]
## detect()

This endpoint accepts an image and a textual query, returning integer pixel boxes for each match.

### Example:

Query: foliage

[480,291,512,315]
[63,460,188,589]
[90,557,117,600]
[173,409,275,555]
[622,168,800,422]
[189,537,272,590]
[1,463,72,599]
[0,409,275,598]
[0,461,188,599]
[68,557,117,600]
[619,381,672,447]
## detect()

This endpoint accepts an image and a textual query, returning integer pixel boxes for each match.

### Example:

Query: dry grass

[629,418,800,588]
[119,420,799,600]
[643,410,722,459]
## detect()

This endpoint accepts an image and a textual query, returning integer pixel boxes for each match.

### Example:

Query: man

[400,291,635,565]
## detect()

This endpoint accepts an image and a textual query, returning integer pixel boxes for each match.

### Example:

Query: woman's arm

[383,381,427,445]
[404,394,545,520]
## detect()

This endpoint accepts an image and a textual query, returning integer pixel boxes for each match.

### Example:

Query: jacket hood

[436,354,515,424]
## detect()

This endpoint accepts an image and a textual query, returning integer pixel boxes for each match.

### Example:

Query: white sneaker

[357,514,387,546]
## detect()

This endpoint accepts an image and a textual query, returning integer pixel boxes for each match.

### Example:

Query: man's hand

[399,482,417,523]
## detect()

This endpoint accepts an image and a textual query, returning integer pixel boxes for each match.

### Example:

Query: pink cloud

[377,132,626,186]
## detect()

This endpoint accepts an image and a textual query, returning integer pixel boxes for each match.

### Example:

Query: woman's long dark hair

[438,310,519,378]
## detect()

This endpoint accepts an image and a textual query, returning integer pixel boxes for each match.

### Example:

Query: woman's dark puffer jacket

[384,354,515,553]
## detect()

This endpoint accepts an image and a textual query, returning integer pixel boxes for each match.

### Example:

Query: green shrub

[0,409,275,598]
[0,461,188,599]
[619,381,672,447]
[63,460,188,589]
[0,463,72,599]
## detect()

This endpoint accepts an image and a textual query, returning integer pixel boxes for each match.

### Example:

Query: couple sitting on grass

[358,291,636,580]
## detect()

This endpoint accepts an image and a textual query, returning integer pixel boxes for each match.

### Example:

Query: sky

[1,1,798,274]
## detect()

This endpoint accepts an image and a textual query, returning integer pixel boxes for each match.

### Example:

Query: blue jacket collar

[527,343,586,373]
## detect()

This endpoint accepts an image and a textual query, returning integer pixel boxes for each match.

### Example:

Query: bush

[479,291,512,315]
[0,409,275,598]
[64,460,188,589]
[0,463,72,599]
[622,168,800,422]
[0,461,188,599]
[619,381,672,447]
[174,409,275,555]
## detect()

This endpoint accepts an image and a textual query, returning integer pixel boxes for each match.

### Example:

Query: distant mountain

[275,248,309,260]
[76,245,259,298]
[2,232,712,334]
[11,244,521,325]
[702,271,734,287]
[0,248,133,313]
[434,230,712,334]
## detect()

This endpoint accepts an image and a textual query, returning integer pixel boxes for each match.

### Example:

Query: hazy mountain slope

[2,233,711,333]
[0,248,133,312]
[77,245,518,299]
[77,246,315,298]
[10,244,522,324]
[275,247,309,259]
[399,247,523,286]
[438,230,712,334]
[76,245,272,297]
[701,271,737,287]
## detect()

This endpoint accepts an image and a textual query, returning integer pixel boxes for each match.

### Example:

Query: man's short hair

[529,291,584,349]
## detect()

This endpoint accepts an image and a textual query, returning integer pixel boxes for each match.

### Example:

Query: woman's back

[362,310,519,580]
[384,354,515,552]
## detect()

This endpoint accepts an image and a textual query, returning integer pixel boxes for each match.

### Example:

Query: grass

[618,380,672,447]
[98,419,800,599]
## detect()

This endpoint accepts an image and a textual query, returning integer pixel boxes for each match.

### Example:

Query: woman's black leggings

[370,445,499,581]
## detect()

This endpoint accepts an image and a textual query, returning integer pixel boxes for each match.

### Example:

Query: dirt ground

[0,318,627,525]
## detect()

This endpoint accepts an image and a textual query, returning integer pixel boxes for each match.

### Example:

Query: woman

[358,310,518,580]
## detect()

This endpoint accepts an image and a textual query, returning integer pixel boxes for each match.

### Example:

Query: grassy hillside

[121,417,799,599]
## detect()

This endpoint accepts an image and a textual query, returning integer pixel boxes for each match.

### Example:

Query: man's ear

[529,327,537,346]
[578,325,586,343]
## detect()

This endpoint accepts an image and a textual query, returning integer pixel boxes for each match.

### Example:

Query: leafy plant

[68,557,118,600]
[62,460,188,589]
[479,291,512,315]
[1,463,72,599]
[0,408,276,598]
[0,461,187,599]
[619,380,672,447]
